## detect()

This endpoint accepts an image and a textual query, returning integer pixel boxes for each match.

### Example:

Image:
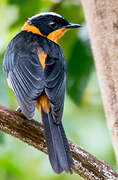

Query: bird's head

[22,12,80,43]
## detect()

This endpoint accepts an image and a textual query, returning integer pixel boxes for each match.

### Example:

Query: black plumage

[3,30,73,173]
[3,12,80,174]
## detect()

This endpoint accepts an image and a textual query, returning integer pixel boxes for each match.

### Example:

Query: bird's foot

[16,107,22,113]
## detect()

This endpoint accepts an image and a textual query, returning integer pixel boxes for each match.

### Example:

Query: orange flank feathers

[36,93,50,114]
[38,51,47,69]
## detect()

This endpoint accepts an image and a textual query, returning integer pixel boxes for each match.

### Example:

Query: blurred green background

[0,0,116,179]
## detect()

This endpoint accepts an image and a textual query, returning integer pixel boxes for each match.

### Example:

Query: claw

[16,107,22,113]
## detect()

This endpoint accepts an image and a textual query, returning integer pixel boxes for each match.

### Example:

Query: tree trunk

[80,0,118,162]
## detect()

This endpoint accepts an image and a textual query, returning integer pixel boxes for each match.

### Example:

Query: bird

[3,12,80,174]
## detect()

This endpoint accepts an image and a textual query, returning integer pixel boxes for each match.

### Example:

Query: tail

[41,108,73,174]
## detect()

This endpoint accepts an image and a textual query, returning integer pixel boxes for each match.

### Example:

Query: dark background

[0,0,115,179]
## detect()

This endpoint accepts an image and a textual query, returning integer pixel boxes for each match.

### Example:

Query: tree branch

[0,105,117,179]
[80,0,118,164]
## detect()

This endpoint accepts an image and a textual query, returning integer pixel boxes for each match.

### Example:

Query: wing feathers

[3,32,67,122]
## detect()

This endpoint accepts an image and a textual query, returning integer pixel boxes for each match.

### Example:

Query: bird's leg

[16,106,22,113]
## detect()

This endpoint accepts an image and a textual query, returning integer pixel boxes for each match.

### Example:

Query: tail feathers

[41,108,73,174]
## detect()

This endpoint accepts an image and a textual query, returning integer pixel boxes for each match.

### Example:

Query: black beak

[65,23,81,29]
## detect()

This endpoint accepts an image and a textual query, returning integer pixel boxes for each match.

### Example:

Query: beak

[65,23,81,29]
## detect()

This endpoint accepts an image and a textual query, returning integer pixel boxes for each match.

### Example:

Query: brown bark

[0,105,117,179]
[80,0,118,164]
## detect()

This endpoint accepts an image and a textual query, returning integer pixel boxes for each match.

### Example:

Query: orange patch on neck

[22,22,67,44]
[47,28,68,43]
[21,22,45,36]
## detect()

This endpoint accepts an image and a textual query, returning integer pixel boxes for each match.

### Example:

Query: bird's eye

[49,22,57,28]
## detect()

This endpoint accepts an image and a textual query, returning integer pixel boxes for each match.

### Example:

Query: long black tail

[41,108,73,174]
